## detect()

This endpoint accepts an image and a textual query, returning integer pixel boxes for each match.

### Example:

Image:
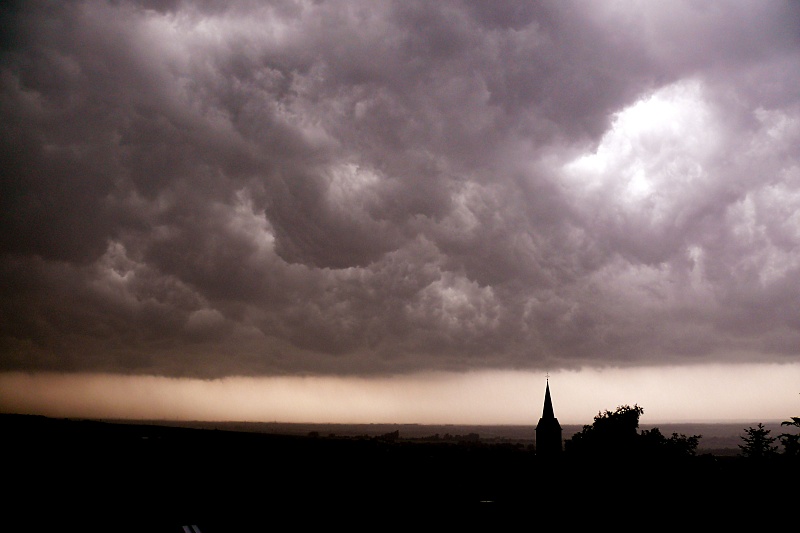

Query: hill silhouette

[3,413,796,531]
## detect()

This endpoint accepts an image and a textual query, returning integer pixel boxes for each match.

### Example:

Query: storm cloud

[2,0,799,378]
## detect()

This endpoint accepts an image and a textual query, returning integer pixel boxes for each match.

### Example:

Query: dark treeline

[4,411,798,531]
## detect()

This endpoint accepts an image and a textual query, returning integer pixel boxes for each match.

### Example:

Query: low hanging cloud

[1,0,799,378]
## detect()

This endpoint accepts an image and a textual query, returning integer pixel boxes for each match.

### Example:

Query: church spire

[542,379,556,420]
[535,376,562,456]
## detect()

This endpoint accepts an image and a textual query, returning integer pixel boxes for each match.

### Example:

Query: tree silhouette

[739,423,778,459]
[778,416,800,457]
[565,404,701,460]
[639,427,701,458]
[565,404,643,457]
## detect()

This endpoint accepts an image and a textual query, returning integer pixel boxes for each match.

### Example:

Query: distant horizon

[3,411,782,456]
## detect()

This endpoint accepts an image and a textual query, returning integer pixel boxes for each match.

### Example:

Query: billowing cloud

[1,0,799,378]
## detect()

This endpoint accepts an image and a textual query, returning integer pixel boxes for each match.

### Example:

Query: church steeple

[542,380,556,420]
[535,377,562,456]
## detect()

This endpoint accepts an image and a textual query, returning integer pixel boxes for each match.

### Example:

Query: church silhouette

[535,378,562,455]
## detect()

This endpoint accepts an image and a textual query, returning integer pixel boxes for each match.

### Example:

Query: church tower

[535,378,562,456]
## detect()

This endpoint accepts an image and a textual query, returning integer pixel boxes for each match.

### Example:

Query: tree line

[560,403,800,460]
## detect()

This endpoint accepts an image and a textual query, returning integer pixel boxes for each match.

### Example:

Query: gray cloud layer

[2,0,799,377]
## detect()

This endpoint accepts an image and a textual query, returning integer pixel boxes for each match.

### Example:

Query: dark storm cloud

[1,0,799,377]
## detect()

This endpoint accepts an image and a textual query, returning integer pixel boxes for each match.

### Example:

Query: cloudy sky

[2,0,799,425]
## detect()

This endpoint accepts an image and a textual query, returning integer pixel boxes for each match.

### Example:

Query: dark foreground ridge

[4,414,796,531]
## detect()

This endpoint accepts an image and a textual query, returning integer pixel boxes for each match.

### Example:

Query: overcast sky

[2,1,799,423]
